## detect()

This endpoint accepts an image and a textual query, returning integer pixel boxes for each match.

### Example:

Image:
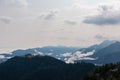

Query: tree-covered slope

[0,54,95,80]
[84,62,120,80]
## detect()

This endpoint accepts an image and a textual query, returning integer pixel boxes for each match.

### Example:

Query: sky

[0,0,120,53]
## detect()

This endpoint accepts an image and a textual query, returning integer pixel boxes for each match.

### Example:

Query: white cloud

[0,55,5,59]
[80,57,96,60]
[61,52,72,57]
[61,50,96,64]
[34,49,44,55]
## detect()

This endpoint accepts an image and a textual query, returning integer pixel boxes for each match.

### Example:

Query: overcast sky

[0,0,120,53]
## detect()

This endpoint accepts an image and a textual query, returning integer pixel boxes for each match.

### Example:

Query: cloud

[0,55,5,59]
[61,50,96,64]
[61,53,72,57]
[64,20,77,25]
[34,49,44,56]
[0,16,12,24]
[95,34,116,41]
[95,35,108,40]
[83,5,120,25]
[38,10,59,20]
[0,0,29,8]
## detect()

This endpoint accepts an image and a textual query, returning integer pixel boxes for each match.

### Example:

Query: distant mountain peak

[105,41,120,48]
[113,41,120,44]
[98,40,116,47]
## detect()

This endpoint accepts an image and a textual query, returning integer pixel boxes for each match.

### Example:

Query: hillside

[0,54,95,80]
[83,62,120,80]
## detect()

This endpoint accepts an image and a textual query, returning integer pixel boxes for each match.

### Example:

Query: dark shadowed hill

[84,62,120,80]
[0,54,95,80]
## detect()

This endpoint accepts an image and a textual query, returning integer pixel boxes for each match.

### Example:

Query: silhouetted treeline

[0,54,95,80]
[84,62,120,80]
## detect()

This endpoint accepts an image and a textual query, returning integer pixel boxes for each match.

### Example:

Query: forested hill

[0,54,95,80]
[84,62,120,80]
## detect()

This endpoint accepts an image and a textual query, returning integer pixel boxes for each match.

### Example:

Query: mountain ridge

[0,40,120,64]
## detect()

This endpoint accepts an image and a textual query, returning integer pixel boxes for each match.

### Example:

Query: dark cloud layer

[83,16,120,25]
[83,5,120,25]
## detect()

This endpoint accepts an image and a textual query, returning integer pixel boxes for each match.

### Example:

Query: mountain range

[0,40,120,64]
[0,46,79,63]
